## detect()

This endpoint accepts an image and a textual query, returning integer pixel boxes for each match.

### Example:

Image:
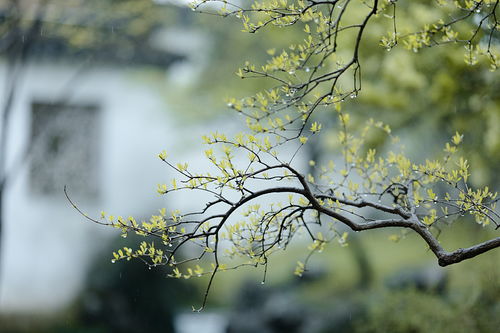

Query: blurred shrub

[64,235,197,333]
[354,276,500,333]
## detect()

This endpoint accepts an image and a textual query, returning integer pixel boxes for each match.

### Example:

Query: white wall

[0,61,186,313]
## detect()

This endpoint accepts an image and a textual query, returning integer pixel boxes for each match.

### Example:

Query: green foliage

[348,1,500,186]
[67,0,500,309]
[354,265,500,333]
[355,289,473,333]
[0,0,179,64]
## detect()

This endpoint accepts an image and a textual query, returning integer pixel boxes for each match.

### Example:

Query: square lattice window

[30,101,100,197]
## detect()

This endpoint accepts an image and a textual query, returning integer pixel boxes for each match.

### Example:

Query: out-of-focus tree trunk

[0,0,46,297]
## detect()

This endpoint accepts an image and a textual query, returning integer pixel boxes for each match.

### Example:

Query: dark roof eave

[2,35,186,69]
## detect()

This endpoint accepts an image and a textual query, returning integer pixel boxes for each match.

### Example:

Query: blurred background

[0,0,498,332]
